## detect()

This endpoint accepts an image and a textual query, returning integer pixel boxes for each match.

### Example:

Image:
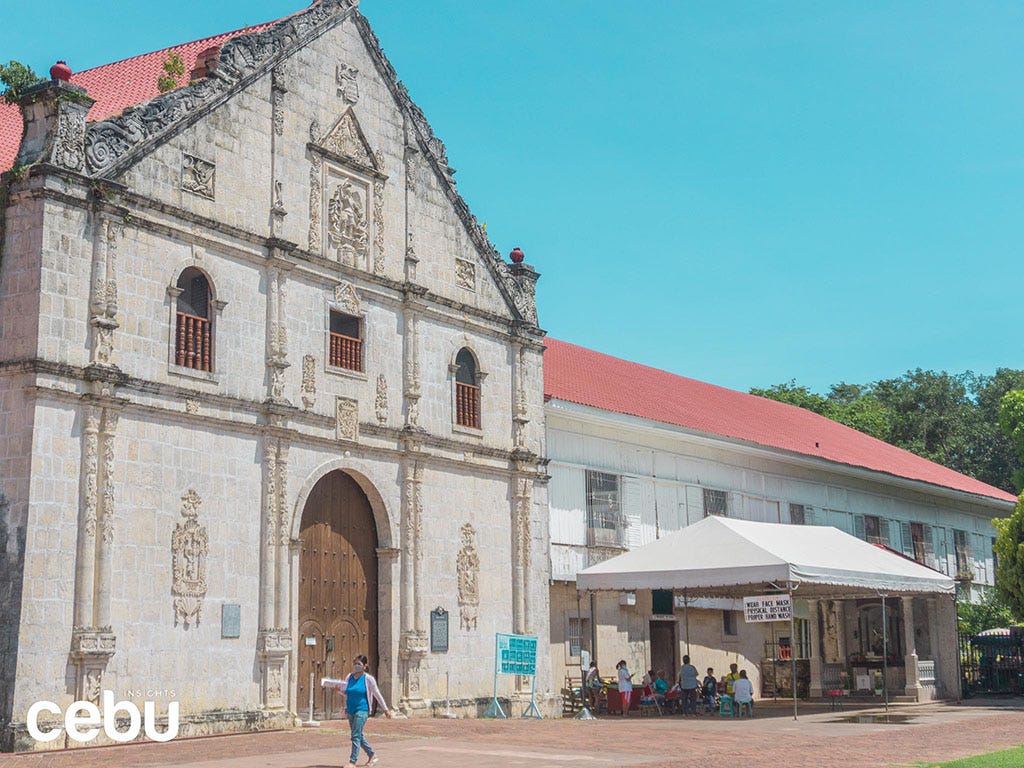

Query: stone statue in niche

[172,489,209,628]
[327,180,368,262]
[457,523,480,630]
[336,63,359,103]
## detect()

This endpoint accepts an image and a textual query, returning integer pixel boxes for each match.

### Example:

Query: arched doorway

[296,470,378,719]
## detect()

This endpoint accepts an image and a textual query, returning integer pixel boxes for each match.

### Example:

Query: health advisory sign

[743,594,792,623]
[485,633,542,719]
[496,633,537,676]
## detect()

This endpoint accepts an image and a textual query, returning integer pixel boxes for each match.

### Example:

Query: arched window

[174,267,213,372]
[454,348,480,429]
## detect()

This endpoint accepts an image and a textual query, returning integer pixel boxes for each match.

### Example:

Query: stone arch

[289,458,395,549]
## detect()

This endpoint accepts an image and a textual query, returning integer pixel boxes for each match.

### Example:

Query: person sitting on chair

[732,669,754,718]
[701,668,718,713]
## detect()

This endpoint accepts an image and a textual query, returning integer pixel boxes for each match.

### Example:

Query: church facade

[0,0,551,750]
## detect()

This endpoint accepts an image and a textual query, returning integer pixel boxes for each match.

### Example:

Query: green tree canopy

[0,60,43,104]
[994,495,1024,619]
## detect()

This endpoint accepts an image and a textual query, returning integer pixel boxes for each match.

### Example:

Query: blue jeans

[348,710,373,763]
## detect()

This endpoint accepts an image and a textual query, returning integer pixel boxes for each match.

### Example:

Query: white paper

[321,677,348,692]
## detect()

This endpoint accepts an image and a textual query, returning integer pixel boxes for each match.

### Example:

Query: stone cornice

[6,357,548,476]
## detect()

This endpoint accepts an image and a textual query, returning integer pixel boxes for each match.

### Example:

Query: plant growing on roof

[157,52,186,94]
[0,61,44,104]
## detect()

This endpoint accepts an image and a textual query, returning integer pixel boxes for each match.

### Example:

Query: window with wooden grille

[864,515,883,544]
[954,529,973,578]
[789,503,806,525]
[328,311,362,372]
[174,267,213,372]
[585,470,625,547]
[567,616,590,659]
[702,488,728,517]
[454,348,480,428]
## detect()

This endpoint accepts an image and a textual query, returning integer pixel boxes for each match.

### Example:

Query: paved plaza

[2,701,1023,768]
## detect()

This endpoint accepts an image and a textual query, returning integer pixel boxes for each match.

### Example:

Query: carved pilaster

[260,439,278,630]
[274,441,290,628]
[403,310,421,428]
[308,152,323,255]
[171,489,209,628]
[266,264,291,404]
[89,218,123,367]
[94,408,118,629]
[73,406,101,629]
[511,476,533,637]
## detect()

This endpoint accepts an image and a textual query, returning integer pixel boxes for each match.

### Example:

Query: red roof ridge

[543,337,1018,505]
[69,20,276,78]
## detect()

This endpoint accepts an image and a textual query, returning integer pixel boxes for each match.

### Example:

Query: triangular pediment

[314,109,378,172]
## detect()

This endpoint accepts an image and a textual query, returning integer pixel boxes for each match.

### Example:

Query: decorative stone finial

[510,246,525,264]
[49,61,72,81]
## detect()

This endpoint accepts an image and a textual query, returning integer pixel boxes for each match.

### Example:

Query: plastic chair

[718,694,734,716]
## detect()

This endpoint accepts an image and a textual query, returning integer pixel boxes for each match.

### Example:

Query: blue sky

[3,2,1020,392]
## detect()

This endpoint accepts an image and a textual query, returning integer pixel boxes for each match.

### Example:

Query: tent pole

[684,588,691,657]
[881,594,889,713]
[789,584,797,721]
[590,592,597,670]
[575,589,595,720]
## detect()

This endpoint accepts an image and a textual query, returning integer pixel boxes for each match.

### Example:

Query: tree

[157,52,186,94]
[958,588,1016,635]
[999,387,1024,491]
[750,381,829,415]
[993,494,1024,620]
[0,60,44,104]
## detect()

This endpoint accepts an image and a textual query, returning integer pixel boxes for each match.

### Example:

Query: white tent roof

[576,516,955,597]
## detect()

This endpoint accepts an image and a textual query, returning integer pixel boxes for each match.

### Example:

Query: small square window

[723,610,738,637]
[789,504,806,525]
[703,489,728,517]
[652,589,674,615]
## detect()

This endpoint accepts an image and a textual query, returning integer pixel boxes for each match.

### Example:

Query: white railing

[918,659,936,684]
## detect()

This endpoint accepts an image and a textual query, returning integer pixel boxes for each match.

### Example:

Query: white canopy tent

[577,516,955,598]
[576,517,955,718]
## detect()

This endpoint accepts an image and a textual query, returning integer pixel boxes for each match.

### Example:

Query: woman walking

[337,653,391,767]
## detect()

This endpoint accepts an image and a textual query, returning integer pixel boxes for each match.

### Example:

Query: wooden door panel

[297,472,378,719]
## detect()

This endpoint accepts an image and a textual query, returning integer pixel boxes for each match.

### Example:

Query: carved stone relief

[320,111,374,168]
[333,281,360,314]
[457,523,480,630]
[373,171,385,275]
[54,105,86,172]
[336,397,358,441]
[375,374,389,425]
[172,489,209,628]
[301,355,316,410]
[327,178,368,262]
[185,398,200,415]
[182,154,215,199]
[336,63,359,103]
[455,258,476,291]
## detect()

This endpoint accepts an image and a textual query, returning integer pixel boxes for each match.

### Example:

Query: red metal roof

[544,338,1017,504]
[0,21,276,173]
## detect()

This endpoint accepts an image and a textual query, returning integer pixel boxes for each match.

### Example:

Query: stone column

[510,341,529,451]
[94,409,118,629]
[511,475,533,637]
[265,260,292,404]
[259,438,278,631]
[274,441,290,629]
[73,405,101,630]
[902,596,921,699]
[836,600,848,662]
[398,453,427,709]
[808,599,824,697]
[402,307,421,428]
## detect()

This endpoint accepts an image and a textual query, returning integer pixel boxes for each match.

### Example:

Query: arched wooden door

[296,471,378,719]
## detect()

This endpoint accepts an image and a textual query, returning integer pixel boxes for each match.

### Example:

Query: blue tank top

[345,673,369,714]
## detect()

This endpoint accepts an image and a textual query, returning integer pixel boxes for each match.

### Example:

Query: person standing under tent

[678,654,700,716]
[616,660,634,716]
